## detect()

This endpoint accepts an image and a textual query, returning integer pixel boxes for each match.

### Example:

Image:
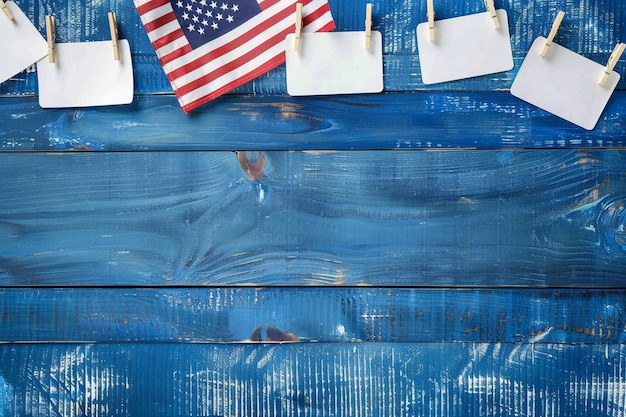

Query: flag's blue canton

[171,0,262,49]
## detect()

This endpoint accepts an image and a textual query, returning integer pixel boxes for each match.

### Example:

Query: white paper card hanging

[285,31,383,96]
[510,37,620,131]
[36,40,133,108]
[0,1,48,84]
[416,9,513,84]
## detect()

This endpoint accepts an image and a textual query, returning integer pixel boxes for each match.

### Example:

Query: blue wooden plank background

[1,288,624,343]
[1,94,626,150]
[1,0,626,416]
[0,342,625,417]
[1,150,625,287]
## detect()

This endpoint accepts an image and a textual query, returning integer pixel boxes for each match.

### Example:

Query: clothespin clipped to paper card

[511,12,623,130]
[108,12,120,61]
[416,1,513,84]
[426,0,434,42]
[540,11,565,57]
[365,3,372,49]
[0,0,14,21]
[293,3,302,52]
[484,0,500,29]
[424,0,499,43]
[45,15,56,63]
[36,12,134,108]
[600,43,626,86]
[284,2,383,96]
[0,1,47,84]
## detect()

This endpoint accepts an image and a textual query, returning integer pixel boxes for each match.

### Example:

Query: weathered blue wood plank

[1,150,624,286]
[1,93,625,151]
[0,342,623,417]
[0,288,624,343]
[1,0,625,96]
[0,1,624,416]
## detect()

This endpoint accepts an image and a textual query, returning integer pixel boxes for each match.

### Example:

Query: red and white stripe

[135,0,335,112]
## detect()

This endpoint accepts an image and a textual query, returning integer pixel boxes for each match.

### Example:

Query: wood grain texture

[0,150,624,287]
[0,342,624,417]
[0,0,625,415]
[0,288,624,343]
[1,93,625,151]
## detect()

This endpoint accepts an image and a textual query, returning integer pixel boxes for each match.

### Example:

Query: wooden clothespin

[365,3,372,49]
[0,0,14,21]
[541,11,565,57]
[599,42,626,86]
[108,12,120,61]
[45,15,56,63]
[427,0,435,42]
[294,3,302,52]
[484,0,499,29]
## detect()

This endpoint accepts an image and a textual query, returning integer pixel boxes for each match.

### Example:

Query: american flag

[135,0,335,112]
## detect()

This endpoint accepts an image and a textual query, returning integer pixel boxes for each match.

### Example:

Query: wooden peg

[294,3,302,52]
[0,0,14,21]
[365,3,372,49]
[108,12,120,61]
[427,0,435,42]
[484,0,499,29]
[599,42,626,86]
[541,11,565,57]
[45,15,56,64]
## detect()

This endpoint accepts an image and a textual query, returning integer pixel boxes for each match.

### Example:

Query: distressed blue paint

[0,150,624,286]
[0,0,626,415]
[0,288,624,343]
[0,93,625,151]
[0,342,624,417]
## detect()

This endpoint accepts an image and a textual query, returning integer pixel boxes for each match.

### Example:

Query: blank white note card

[36,40,134,108]
[416,10,513,84]
[285,31,384,96]
[0,1,48,84]
[511,37,620,130]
